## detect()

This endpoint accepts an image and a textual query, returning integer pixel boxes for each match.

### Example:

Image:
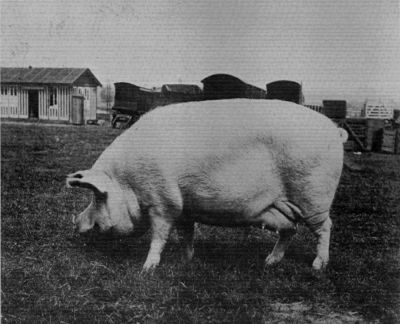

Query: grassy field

[2,122,400,323]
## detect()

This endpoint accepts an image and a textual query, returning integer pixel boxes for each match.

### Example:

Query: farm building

[0,67,101,122]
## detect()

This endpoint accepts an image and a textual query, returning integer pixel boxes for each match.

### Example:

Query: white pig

[67,99,347,272]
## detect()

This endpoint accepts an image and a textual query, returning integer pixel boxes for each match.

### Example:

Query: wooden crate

[343,140,356,151]
[397,131,400,154]
[337,118,368,151]
[322,100,347,119]
[365,119,386,151]
[364,103,393,119]
[333,118,398,152]
[381,129,400,154]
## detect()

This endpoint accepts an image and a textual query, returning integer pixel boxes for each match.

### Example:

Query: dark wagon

[202,74,266,100]
[112,82,202,128]
[111,82,162,128]
[161,84,202,104]
[266,80,304,104]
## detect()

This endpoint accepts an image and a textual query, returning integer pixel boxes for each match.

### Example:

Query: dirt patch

[268,302,364,323]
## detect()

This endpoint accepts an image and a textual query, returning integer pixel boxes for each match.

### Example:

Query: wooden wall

[1,85,73,121]
[0,86,20,117]
[74,86,97,120]
[18,89,29,118]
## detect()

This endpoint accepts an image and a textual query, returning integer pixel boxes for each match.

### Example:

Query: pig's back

[131,99,340,159]
[96,99,343,174]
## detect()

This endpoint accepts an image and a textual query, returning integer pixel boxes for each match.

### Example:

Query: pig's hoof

[185,247,194,262]
[265,253,283,266]
[142,258,160,274]
[312,256,328,271]
[140,264,157,275]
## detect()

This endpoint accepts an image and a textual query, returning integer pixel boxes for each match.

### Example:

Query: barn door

[71,95,84,125]
[28,90,39,118]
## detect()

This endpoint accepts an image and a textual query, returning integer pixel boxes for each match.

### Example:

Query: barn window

[50,87,57,105]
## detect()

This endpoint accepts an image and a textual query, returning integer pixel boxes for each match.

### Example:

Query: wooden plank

[64,87,66,120]
[342,121,367,151]
[60,87,64,119]
[19,90,26,117]
[91,87,96,119]
[67,87,70,122]
[381,129,396,153]
[64,87,68,120]
[43,87,47,119]
[39,90,44,118]
[61,86,69,120]
[45,88,48,118]
[46,87,50,118]
[68,87,72,121]
[396,131,400,154]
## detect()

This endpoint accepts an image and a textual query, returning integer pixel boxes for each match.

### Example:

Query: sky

[1,0,399,104]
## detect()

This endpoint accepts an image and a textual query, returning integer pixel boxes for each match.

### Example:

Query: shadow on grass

[72,226,317,272]
[71,233,150,264]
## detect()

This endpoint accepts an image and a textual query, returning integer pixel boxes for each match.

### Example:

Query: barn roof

[0,67,102,86]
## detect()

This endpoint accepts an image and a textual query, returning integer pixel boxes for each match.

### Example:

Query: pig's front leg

[176,219,195,261]
[142,209,174,273]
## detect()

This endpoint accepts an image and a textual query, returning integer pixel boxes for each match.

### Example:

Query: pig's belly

[184,195,296,231]
[179,164,284,226]
[188,207,266,227]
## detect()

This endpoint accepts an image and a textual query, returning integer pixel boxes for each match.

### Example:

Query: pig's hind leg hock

[310,214,332,270]
[142,209,174,272]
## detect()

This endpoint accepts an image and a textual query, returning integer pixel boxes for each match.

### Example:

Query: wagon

[111,82,161,129]
[111,82,202,129]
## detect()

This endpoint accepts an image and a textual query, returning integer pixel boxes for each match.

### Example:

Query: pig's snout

[72,212,118,237]
[72,213,96,235]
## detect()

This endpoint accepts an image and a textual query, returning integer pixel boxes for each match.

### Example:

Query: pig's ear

[66,170,111,194]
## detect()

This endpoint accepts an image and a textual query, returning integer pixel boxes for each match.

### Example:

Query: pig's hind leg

[265,227,297,266]
[176,219,195,261]
[308,213,332,270]
[258,204,298,266]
